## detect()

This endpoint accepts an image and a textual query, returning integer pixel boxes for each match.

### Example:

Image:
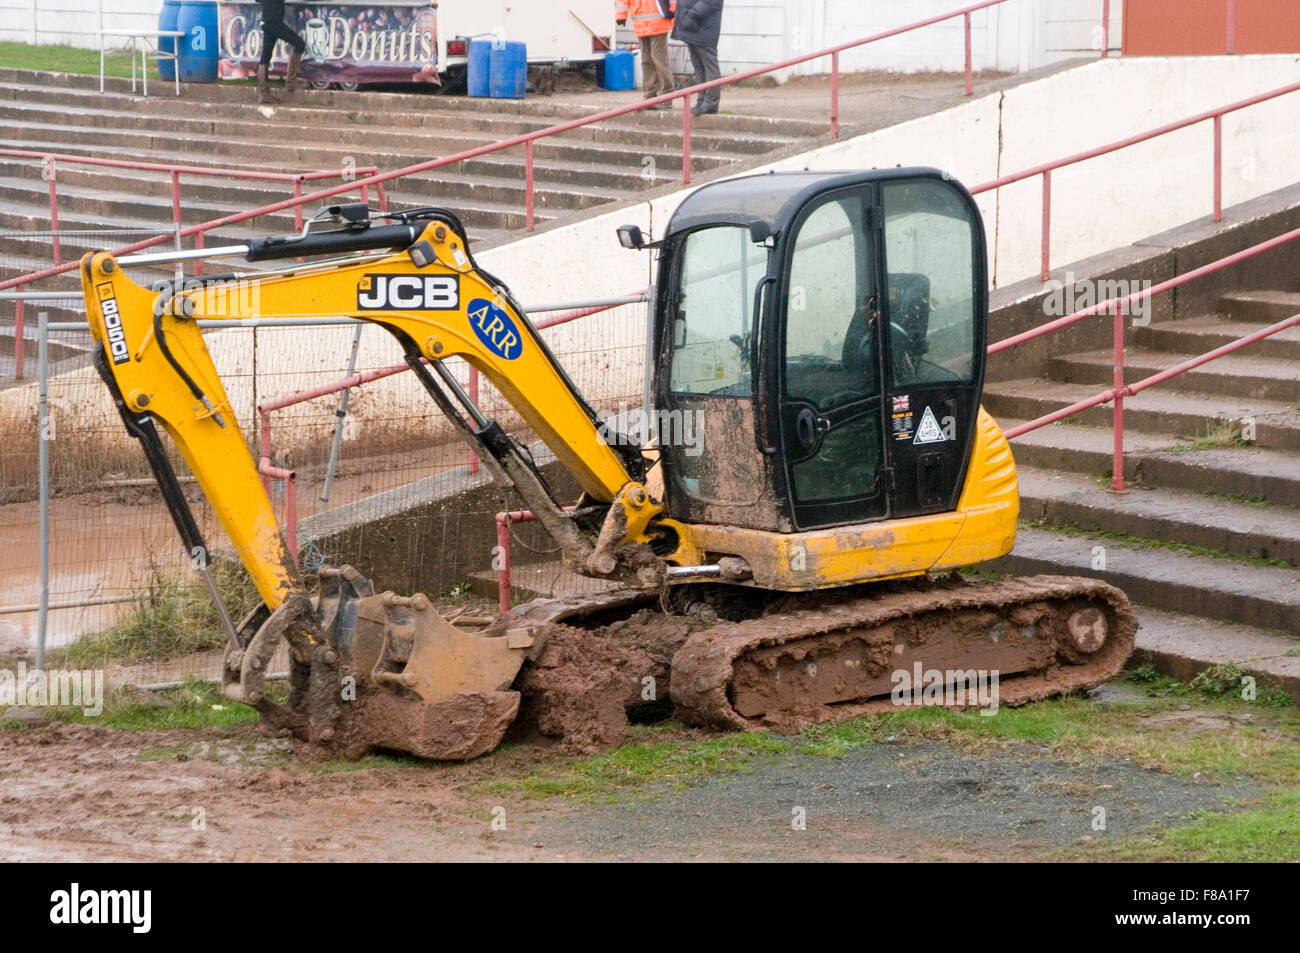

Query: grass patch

[48,560,261,666]
[1167,422,1248,453]
[472,729,790,803]
[63,676,262,731]
[1087,788,1300,861]
[0,40,143,79]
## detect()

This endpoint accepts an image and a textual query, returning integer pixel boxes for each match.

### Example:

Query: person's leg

[688,43,706,102]
[647,33,673,103]
[696,44,720,111]
[639,36,659,98]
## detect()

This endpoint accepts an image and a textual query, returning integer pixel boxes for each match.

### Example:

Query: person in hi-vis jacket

[617,0,677,108]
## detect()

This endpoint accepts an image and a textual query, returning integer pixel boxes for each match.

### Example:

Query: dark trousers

[687,43,720,109]
[260,0,305,66]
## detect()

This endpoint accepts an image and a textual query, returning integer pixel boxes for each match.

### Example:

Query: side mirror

[748,221,772,245]
[617,224,646,249]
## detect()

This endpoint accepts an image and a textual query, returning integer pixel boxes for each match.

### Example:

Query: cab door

[878,177,987,517]
[777,188,889,530]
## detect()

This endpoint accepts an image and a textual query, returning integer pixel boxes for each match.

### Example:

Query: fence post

[468,366,480,473]
[1212,114,1223,222]
[1102,0,1110,58]
[964,12,973,95]
[13,285,24,381]
[830,50,840,139]
[36,310,49,671]
[496,513,512,614]
[194,228,205,277]
[1040,170,1052,281]
[1111,298,1126,493]
[320,323,363,513]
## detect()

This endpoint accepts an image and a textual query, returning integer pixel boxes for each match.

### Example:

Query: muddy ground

[0,682,1288,863]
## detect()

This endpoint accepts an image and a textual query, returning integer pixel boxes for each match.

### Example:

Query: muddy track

[669,575,1136,731]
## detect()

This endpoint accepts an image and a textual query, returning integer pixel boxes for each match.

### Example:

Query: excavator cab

[651,169,987,536]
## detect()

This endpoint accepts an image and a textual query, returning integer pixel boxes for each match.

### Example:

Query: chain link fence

[1,229,648,688]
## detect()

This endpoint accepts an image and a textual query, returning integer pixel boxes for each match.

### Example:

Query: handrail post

[682,101,692,185]
[1102,0,1110,58]
[46,158,60,267]
[292,179,303,233]
[830,50,840,139]
[964,12,973,95]
[170,169,181,236]
[194,228,205,277]
[1213,114,1223,222]
[525,139,535,231]
[1040,169,1052,281]
[1111,298,1126,493]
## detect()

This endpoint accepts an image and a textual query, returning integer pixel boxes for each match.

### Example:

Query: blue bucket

[157,0,181,81]
[176,0,219,83]
[488,41,526,99]
[599,49,635,90]
[467,39,492,97]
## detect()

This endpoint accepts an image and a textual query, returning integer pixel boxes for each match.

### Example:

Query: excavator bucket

[223,566,539,760]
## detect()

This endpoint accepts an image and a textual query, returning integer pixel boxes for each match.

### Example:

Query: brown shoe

[257,64,280,104]
[284,50,303,97]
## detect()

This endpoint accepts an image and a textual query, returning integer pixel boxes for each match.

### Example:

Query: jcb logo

[97,283,130,365]
[356,274,459,311]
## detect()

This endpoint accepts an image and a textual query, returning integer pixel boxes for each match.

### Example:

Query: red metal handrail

[992,224,1300,492]
[969,78,1300,280]
[0,150,380,378]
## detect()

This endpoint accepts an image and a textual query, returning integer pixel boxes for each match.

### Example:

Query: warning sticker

[913,406,947,445]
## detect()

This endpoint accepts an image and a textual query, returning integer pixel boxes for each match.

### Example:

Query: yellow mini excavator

[81,169,1134,759]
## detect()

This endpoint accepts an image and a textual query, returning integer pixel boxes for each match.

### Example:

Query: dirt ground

[0,682,1280,863]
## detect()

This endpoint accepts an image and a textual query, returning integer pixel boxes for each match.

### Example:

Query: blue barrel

[467,39,492,98]
[489,41,526,99]
[599,48,635,90]
[176,0,220,83]
[157,0,181,81]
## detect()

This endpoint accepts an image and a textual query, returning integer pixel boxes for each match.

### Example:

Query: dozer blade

[223,566,540,761]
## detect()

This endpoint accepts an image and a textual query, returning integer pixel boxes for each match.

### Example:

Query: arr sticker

[467,297,523,361]
[97,282,130,365]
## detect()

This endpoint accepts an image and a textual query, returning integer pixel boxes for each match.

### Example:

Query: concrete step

[6,148,630,215]
[0,94,801,157]
[1049,347,1300,404]
[1218,289,1300,323]
[990,524,1300,634]
[1004,418,1300,506]
[1017,465,1300,566]
[984,378,1300,452]
[1131,608,1300,705]
[1134,314,1300,362]
[0,69,828,138]
[1,114,742,180]
[0,173,552,235]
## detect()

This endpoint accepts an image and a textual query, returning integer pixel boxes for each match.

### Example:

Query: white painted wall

[4,0,1122,74]
[718,0,1121,77]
